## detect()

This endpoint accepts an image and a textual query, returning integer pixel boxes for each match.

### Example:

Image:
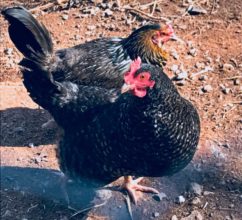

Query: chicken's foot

[121,176,159,204]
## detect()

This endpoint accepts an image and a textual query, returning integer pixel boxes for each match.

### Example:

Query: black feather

[51,64,200,185]
[2,6,53,67]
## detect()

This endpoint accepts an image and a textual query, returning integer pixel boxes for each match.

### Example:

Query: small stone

[153,192,167,201]
[74,35,81,40]
[222,87,230,94]
[195,62,205,69]
[171,215,178,220]
[191,197,201,205]
[85,31,93,36]
[4,48,13,55]
[222,143,230,148]
[95,189,112,201]
[89,8,98,15]
[28,143,34,148]
[104,9,113,17]
[171,50,179,59]
[170,64,179,73]
[34,156,42,164]
[229,204,234,208]
[153,212,160,218]
[188,48,197,56]
[205,57,212,65]
[126,19,133,26]
[100,2,108,9]
[203,191,214,196]
[202,85,213,93]
[199,75,208,81]
[87,25,96,31]
[187,41,193,48]
[176,71,188,80]
[108,24,116,31]
[234,79,240,85]
[6,59,15,68]
[181,210,203,220]
[61,15,69,20]
[190,182,203,195]
[187,5,207,15]
[223,63,235,72]
[177,195,186,204]
[179,25,187,30]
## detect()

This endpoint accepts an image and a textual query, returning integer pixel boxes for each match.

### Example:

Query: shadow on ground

[0,107,59,147]
[1,160,241,220]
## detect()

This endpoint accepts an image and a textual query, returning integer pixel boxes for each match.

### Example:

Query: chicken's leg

[121,176,159,204]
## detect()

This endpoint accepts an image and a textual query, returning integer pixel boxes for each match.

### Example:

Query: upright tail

[2,6,53,69]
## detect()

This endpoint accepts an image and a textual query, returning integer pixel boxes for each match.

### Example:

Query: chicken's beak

[170,33,185,44]
[121,83,133,94]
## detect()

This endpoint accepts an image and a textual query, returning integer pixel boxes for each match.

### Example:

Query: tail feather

[2,6,53,67]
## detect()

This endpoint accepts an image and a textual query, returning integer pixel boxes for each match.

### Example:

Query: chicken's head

[121,57,155,98]
[124,23,179,67]
[151,24,175,47]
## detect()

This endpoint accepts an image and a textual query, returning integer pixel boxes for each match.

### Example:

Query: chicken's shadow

[1,161,242,220]
[0,107,59,147]
[0,166,102,217]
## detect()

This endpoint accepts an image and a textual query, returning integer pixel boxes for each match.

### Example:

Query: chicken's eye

[140,74,145,79]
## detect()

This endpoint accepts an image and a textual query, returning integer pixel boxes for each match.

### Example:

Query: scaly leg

[121,176,159,204]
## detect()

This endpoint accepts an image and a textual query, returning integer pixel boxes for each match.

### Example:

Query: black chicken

[3,6,200,203]
[55,58,200,203]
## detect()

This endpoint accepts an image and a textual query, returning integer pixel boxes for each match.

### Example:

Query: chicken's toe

[121,176,159,204]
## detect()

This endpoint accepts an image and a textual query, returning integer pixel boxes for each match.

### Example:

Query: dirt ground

[0,0,241,220]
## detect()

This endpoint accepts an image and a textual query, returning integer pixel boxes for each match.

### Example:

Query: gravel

[187,5,207,15]
[95,189,112,201]
[190,182,203,195]
[202,84,213,93]
[188,48,197,57]
[61,15,69,20]
[199,75,208,81]
[171,215,178,220]
[170,64,179,74]
[153,192,167,201]
[223,63,235,72]
[87,25,96,31]
[171,50,179,59]
[4,48,13,55]
[176,71,188,80]
[234,79,240,85]
[104,9,113,17]
[177,195,186,204]
[190,197,201,205]
[181,210,203,220]
[153,212,160,218]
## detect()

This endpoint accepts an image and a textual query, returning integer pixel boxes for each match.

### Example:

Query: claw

[121,176,159,204]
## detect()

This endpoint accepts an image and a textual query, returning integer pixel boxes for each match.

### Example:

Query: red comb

[129,57,141,75]
[124,57,142,84]
[165,24,174,35]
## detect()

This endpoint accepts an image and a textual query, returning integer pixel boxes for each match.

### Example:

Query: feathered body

[38,64,199,186]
